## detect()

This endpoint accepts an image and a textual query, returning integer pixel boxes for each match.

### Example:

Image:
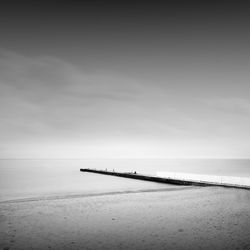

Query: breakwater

[80,168,250,189]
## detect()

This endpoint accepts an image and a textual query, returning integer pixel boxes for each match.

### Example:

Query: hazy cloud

[1,49,250,158]
[0,50,176,142]
[203,97,250,115]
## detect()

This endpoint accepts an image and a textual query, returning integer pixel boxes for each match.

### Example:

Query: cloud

[0,50,144,140]
[203,97,250,116]
[1,49,180,144]
[1,49,250,158]
[0,49,140,102]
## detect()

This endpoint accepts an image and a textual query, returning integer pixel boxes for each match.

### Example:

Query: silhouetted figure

[134,171,137,174]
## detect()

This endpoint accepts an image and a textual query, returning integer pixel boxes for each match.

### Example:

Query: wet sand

[0,186,250,250]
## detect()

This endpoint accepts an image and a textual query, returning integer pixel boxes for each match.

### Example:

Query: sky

[0,1,250,159]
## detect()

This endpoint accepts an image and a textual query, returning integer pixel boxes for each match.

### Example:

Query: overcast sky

[0,1,250,158]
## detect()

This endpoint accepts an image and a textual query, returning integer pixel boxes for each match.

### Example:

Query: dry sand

[0,186,250,250]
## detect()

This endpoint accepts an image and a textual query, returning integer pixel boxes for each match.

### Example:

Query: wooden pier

[80,168,250,189]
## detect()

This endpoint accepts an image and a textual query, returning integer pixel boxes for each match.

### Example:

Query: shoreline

[0,186,195,204]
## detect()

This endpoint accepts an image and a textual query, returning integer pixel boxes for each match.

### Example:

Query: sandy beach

[0,186,250,250]
[1,0,250,249]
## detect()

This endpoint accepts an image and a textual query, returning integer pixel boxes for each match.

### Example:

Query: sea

[0,159,250,202]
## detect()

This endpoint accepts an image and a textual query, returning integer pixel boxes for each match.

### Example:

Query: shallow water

[0,159,249,201]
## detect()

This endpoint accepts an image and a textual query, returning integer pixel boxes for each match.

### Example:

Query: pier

[80,168,250,189]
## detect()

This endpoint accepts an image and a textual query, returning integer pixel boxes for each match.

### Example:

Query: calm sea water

[0,159,249,202]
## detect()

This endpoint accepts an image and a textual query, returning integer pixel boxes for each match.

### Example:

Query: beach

[1,1,250,249]
[1,186,250,250]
